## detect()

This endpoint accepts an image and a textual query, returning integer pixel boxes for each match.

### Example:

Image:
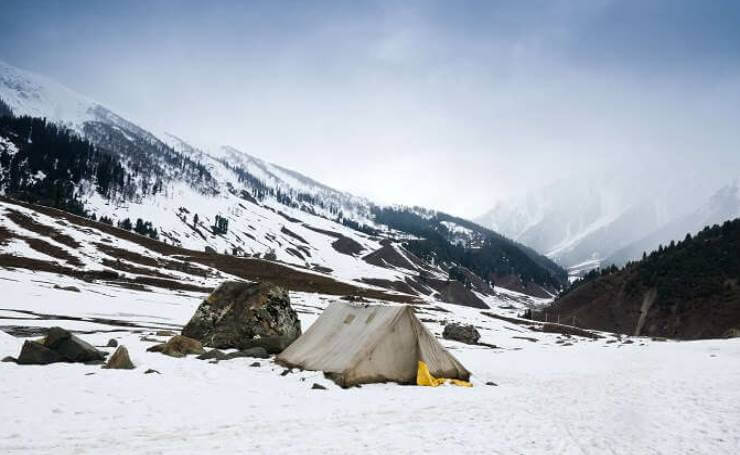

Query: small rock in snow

[104,346,135,370]
[53,285,81,293]
[311,383,327,390]
[144,369,161,375]
[197,349,227,361]
[106,339,118,348]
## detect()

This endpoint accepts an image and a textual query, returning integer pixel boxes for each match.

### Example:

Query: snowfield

[1,268,739,454]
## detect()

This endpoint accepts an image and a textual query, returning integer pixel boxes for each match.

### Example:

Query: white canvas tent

[277,302,471,387]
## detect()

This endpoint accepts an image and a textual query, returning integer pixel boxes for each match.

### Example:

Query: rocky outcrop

[442,323,481,345]
[14,327,106,365]
[104,346,135,369]
[181,281,301,354]
[147,335,206,358]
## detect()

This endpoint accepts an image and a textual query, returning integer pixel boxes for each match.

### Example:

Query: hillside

[539,218,740,339]
[0,61,566,305]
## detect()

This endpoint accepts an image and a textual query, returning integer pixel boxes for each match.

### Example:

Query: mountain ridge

[0,59,566,303]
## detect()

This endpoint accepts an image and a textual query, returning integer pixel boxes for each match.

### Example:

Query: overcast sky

[1,0,739,217]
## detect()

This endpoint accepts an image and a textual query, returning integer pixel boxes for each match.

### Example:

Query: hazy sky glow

[2,0,740,217]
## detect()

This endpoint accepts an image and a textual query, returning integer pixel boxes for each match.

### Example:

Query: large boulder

[147,335,206,358]
[182,281,301,354]
[442,323,481,345]
[44,327,106,363]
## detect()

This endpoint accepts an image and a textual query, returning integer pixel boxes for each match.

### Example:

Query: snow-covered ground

[1,268,739,454]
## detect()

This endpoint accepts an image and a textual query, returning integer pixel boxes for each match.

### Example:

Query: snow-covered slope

[0,61,97,130]
[607,179,740,266]
[1,264,738,454]
[477,173,729,272]
[0,60,566,300]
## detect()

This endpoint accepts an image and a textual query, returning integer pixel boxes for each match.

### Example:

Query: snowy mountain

[0,60,566,304]
[477,173,732,275]
[607,180,740,266]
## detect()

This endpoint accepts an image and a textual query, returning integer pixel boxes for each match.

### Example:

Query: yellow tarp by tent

[417,361,472,387]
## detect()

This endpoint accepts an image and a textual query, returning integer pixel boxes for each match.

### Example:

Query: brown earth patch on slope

[360,278,419,296]
[280,226,309,244]
[425,279,489,309]
[363,244,417,270]
[302,224,364,256]
[492,273,553,298]
[331,236,364,256]
[23,237,84,267]
[96,243,214,279]
[0,197,417,304]
[303,225,343,239]
[5,208,81,249]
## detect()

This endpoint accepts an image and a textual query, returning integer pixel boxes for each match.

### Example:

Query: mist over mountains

[477,171,740,273]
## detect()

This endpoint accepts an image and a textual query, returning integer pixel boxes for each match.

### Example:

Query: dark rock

[2,356,17,363]
[623,339,635,344]
[606,339,617,344]
[281,369,291,376]
[224,347,269,360]
[44,327,106,363]
[53,284,81,293]
[85,372,95,376]
[147,335,206,358]
[16,340,66,365]
[205,246,217,254]
[144,369,161,375]
[155,330,176,337]
[197,349,228,361]
[84,360,106,365]
[442,323,481,345]
[181,281,301,354]
[311,383,327,390]
[106,339,118,348]
[140,336,159,343]
[208,360,219,364]
[104,346,135,369]
[13,328,105,365]
[485,381,498,386]
[249,362,261,367]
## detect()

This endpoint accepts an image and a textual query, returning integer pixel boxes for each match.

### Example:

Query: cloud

[0,0,738,217]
